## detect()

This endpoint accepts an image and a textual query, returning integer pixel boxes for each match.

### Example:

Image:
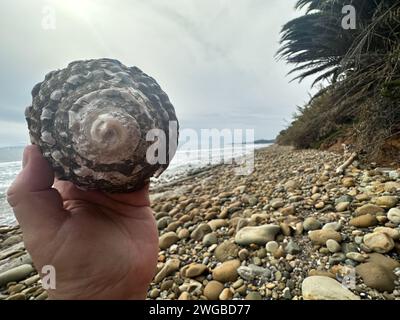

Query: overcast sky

[0,0,315,147]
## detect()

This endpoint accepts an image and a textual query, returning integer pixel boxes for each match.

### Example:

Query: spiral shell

[25,58,179,193]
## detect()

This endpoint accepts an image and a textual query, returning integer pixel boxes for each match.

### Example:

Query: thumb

[7,145,67,232]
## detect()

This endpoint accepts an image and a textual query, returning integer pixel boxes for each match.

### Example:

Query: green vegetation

[276,0,400,162]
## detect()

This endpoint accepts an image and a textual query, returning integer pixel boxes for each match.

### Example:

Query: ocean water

[0,161,23,226]
[0,143,270,226]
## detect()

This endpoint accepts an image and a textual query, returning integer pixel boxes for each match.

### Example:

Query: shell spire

[25,58,179,193]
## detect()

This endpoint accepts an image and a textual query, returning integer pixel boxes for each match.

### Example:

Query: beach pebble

[363,232,394,253]
[6,293,26,300]
[238,248,249,261]
[191,223,212,241]
[154,259,180,283]
[342,177,355,187]
[335,202,349,212]
[280,206,296,216]
[367,253,400,270]
[202,233,218,246]
[208,219,227,231]
[1,235,23,247]
[219,288,233,300]
[384,182,400,192]
[326,239,341,253]
[203,281,224,300]
[302,276,360,300]
[346,252,366,262]
[266,241,279,254]
[177,228,190,239]
[373,227,400,240]
[270,199,284,209]
[0,264,34,287]
[282,287,292,300]
[159,232,179,250]
[308,230,342,245]
[185,264,208,278]
[355,204,384,216]
[212,260,240,283]
[349,214,377,228]
[157,217,171,230]
[214,241,239,262]
[387,208,400,224]
[237,264,271,282]
[356,263,396,292]
[376,196,398,208]
[285,240,301,255]
[303,217,322,231]
[149,288,160,299]
[322,222,342,231]
[245,291,262,300]
[235,224,280,245]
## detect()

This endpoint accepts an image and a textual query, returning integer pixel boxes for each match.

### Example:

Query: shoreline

[1,145,400,300]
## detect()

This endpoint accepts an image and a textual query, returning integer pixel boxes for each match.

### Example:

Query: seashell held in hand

[25,58,179,193]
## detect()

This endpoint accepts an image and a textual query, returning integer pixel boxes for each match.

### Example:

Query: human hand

[7,145,158,300]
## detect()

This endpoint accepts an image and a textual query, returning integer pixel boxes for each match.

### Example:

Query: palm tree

[277,0,400,93]
[277,0,400,159]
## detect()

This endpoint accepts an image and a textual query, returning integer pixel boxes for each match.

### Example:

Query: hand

[7,145,158,300]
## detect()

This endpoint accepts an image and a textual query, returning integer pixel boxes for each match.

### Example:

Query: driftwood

[336,152,358,175]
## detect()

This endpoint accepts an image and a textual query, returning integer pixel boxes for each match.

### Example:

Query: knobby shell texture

[25,58,179,192]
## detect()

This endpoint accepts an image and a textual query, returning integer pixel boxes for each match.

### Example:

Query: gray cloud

[0,0,315,147]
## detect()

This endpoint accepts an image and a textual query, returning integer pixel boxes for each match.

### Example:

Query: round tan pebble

[219,288,233,300]
[203,281,224,300]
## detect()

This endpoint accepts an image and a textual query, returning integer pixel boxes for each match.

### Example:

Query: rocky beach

[1,145,400,300]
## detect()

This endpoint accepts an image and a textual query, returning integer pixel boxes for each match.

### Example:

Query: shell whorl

[25,58,179,193]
